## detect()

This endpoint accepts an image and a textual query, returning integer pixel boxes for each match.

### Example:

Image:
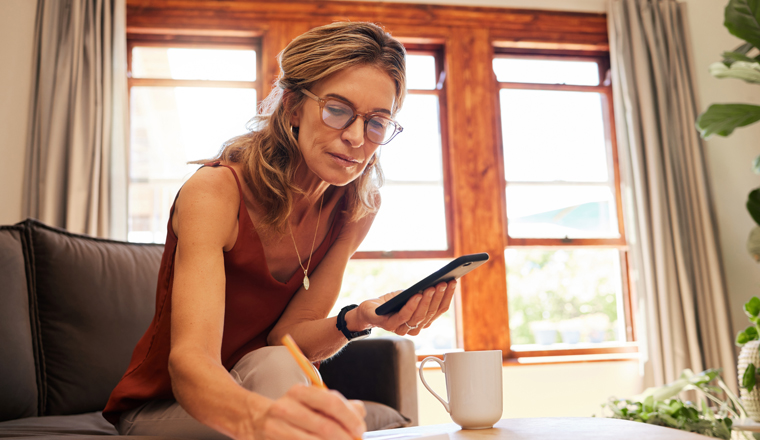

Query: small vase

[738,340,760,421]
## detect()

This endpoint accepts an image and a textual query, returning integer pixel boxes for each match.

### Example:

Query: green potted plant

[696,0,760,260]
[736,296,760,420]
[603,369,744,439]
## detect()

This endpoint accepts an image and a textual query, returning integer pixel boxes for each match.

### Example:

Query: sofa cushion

[363,401,412,431]
[0,227,38,421]
[0,411,116,437]
[321,337,419,425]
[25,220,164,416]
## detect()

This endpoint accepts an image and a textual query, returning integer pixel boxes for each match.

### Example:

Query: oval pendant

[303,274,310,290]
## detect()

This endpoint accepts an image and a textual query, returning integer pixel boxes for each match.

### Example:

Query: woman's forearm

[168,349,272,439]
[269,308,368,361]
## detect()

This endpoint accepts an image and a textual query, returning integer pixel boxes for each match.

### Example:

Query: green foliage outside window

[507,249,622,346]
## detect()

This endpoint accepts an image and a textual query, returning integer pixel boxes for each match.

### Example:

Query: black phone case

[374,252,490,316]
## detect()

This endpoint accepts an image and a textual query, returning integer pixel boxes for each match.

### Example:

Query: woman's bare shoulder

[183,165,240,199]
[173,165,241,245]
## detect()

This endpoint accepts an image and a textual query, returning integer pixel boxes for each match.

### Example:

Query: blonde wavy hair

[209,22,407,233]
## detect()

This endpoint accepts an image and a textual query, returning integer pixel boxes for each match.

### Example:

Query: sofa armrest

[320,336,418,426]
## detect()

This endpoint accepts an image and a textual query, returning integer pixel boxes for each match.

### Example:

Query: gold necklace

[288,193,324,291]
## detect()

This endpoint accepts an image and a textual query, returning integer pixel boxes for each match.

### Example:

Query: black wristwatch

[336,304,371,341]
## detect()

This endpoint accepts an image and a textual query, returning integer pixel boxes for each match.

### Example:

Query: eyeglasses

[301,89,403,145]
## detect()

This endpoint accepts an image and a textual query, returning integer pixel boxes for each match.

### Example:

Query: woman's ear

[283,89,301,128]
[290,108,301,128]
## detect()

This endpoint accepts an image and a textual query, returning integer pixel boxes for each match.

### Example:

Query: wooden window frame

[351,45,455,261]
[127,35,263,95]
[125,34,262,238]
[494,50,626,248]
[126,0,636,364]
[348,45,461,357]
[493,48,637,359]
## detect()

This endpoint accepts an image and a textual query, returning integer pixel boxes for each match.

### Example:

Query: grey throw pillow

[363,401,412,431]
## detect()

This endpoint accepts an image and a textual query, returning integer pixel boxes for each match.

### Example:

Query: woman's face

[290,64,397,187]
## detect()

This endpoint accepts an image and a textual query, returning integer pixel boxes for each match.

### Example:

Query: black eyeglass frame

[301,89,403,145]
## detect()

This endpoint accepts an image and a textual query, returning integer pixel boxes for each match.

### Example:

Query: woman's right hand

[249,384,366,440]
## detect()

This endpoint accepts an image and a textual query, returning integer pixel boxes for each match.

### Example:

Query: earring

[290,126,299,140]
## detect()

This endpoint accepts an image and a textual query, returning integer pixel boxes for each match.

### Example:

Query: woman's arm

[169,167,254,437]
[169,168,365,440]
[268,211,457,362]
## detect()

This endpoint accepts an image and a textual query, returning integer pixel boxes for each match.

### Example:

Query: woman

[104,22,456,440]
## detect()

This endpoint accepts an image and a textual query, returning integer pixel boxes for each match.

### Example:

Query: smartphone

[374,253,490,316]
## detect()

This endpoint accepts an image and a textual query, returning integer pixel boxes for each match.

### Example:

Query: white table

[364,417,713,439]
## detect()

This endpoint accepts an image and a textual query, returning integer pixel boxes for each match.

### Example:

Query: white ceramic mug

[418,350,503,429]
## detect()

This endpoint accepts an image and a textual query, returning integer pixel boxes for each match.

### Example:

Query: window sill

[509,341,639,357]
[418,352,639,369]
[417,343,640,367]
[502,351,639,366]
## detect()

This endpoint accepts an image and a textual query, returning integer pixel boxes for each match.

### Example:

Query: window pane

[128,181,182,244]
[383,94,443,182]
[406,55,437,90]
[129,87,256,242]
[505,248,625,349]
[493,58,599,86]
[506,184,619,238]
[132,47,257,81]
[500,89,609,183]
[359,93,448,251]
[359,183,448,251]
[332,259,457,352]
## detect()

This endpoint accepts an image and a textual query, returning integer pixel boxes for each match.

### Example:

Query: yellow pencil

[281,334,363,440]
[281,334,326,389]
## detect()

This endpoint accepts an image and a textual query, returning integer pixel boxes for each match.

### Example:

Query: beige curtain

[24,0,127,239]
[608,0,737,390]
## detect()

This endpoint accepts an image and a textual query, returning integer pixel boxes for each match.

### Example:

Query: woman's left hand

[355,280,457,336]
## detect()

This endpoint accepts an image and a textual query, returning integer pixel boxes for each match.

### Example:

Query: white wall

[417,360,641,425]
[0,0,36,225]
[681,0,760,354]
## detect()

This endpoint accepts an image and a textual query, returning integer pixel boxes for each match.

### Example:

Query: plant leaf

[738,330,751,345]
[710,61,760,84]
[737,42,755,54]
[722,51,758,65]
[722,43,755,65]
[748,298,760,318]
[725,0,760,49]
[688,368,720,386]
[743,362,757,391]
[753,154,760,174]
[697,103,760,138]
[643,395,654,410]
[701,385,724,395]
[748,326,759,339]
[644,379,691,402]
[749,189,760,226]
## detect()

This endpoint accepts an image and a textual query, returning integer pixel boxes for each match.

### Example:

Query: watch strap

[336,304,371,341]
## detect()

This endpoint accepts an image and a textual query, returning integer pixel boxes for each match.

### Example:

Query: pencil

[281,334,363,440]
[281,334,326,389]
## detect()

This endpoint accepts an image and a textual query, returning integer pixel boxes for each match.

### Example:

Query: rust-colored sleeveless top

[103,162,346,424]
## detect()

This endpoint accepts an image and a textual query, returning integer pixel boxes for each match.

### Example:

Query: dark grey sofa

[0,219,418,438]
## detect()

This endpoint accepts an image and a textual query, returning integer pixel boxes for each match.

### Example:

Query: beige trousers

[117,346,312,439]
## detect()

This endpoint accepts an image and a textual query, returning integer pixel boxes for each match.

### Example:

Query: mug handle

[419,356,450,413]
